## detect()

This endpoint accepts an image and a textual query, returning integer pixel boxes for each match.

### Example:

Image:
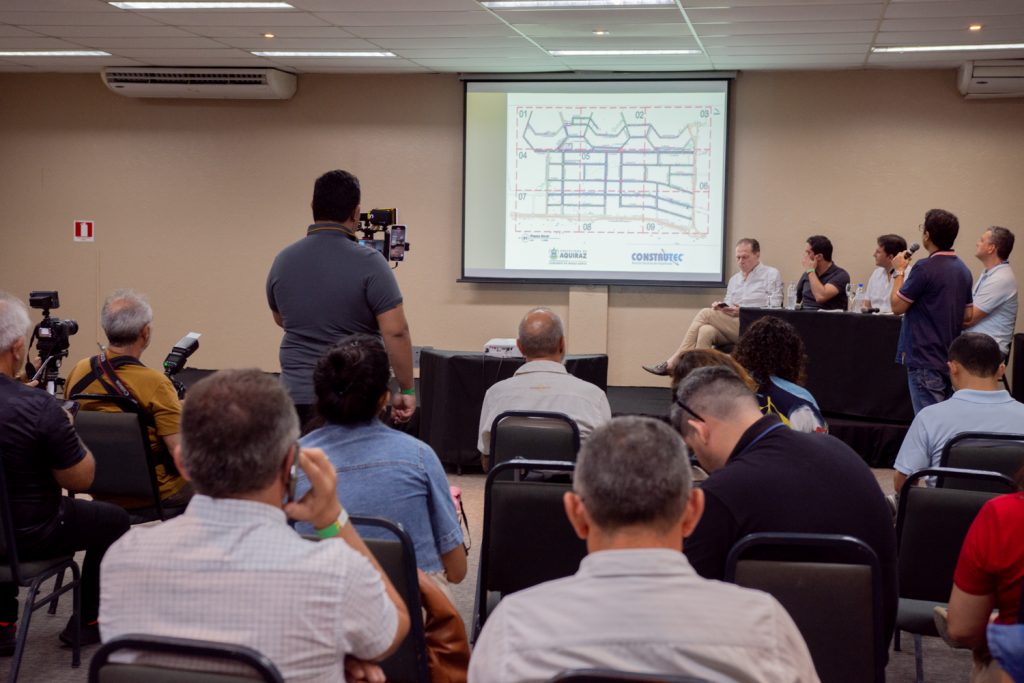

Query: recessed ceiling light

[251,50,396,57]
[262,32,275,38]
[0,50,111,57]
[592,29,610,36]
[872,43,1024,53]
[969,24,983,31]
[549,48,702,56]
[109,2,294,9]
[482,0,674,8]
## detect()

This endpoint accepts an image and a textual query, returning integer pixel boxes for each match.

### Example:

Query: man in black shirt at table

[672,365,898,643]
[797,235,851,310]
[0,292,129,649]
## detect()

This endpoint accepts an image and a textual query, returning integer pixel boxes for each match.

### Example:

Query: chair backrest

[549,670,712,683]
[724,533,885,683]
[0,457,25,584]
[940,433,1024,491]
[490,411,581,470]
[474,460,587,639]
[71,399,163,513]
[350,516,430,683]
[88,634,284,683]
[896,467,1015,603]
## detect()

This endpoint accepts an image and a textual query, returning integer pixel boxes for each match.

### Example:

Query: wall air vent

[101,67,297,100]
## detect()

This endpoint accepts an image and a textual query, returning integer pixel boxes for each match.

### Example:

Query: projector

[483,338,522,358]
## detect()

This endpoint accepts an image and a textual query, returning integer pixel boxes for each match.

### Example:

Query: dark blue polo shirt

[684,416,898,643]
[895,251,973,372]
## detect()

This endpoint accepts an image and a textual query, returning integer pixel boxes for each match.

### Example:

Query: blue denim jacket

[295,419,463,573]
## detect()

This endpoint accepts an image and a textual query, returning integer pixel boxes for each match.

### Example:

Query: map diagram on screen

[508,102,720,240]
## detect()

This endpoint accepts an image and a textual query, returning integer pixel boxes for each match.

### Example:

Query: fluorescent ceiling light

[549,48,701,56]
[110,2,294,9]
[482,0,674,8]
[252,50,396,57]
[872,43,1024,53]
[0,50,111,56]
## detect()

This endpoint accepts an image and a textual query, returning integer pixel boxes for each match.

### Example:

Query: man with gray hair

[65,289,191,511]
[477,307,611,468]
[100,369,410,681]
[469,416,818,682]
[964,225,1017,357]
[0,291,129,651]
[673,366,898,647]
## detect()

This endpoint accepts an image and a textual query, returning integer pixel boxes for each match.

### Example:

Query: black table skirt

[740,308,914,424]
[419,350,609,468]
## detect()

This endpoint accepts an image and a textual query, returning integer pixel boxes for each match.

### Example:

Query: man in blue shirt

[892,208,974,414]
[893,333,1024,492]
[964,226,1017,358]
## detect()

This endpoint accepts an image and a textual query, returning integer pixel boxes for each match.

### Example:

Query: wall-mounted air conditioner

[958,60,1024,99]
[101,67,297,100]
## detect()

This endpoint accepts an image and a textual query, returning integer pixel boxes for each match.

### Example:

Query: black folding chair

[894,467,1015,683]
[0,456,82,683]
[939,432,1024,490]
[725,532,886,683]
[550,670,712,683]
[88,633,283,682]
[472,460,587,643]
[489,411,580,477]
[350,516,431,683]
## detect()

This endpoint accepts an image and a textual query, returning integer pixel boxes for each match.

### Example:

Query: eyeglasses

[673,397,705,423]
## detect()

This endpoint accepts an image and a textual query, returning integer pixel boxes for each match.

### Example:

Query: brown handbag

[417,570,470,683]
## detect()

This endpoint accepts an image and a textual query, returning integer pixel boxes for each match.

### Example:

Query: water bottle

[851,283,864,312]
[785,282,797,310]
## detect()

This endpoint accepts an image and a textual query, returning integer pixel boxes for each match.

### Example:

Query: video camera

[27,291,78,395]
[357,208,410,264]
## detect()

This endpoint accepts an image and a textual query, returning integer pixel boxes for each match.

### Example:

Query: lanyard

[736,421,786,457]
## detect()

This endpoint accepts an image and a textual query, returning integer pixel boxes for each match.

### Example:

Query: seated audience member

[669,348,758,394]
[469,416,819,683]
[100,369,410,680]
[477,307,611,468]
[643,238,781,376]
[734,316,827,433]
[892,333,1024,492]
[673,366,898,643]
[942,467,1024,681]
[964,226,1017,358]
[64,289,192,510]
[294,335,466,586]
[0,292,129,649]
[797,235,850,311]
[864,234,908,313]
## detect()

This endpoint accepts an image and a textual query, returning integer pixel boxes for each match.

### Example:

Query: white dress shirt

[477,360,612,455]
[865,266,895,313]
[100,495,398,683]
[469,548,819,683]
[724,262,782,308]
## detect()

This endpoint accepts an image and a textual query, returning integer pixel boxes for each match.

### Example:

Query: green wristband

[315,508,349,539]
[400,388,416,395]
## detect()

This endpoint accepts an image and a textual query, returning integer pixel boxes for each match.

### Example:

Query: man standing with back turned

[891,209,974,413]
[267,170,415,427]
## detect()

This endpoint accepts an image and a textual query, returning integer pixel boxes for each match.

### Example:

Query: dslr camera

[27,291,78,392]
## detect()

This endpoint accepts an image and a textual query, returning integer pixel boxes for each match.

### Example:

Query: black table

[419,349,608,469]
[740,308,913,424]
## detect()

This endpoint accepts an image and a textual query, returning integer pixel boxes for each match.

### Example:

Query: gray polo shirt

[267,223,403,404]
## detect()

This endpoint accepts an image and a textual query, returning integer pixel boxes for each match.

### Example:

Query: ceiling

[1,0,1023,74]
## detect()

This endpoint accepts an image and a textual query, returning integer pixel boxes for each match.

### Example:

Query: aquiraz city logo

[631,249,685,266]
[549,247,588,265]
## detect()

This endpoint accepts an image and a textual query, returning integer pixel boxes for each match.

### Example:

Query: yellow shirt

[64,353,187,507]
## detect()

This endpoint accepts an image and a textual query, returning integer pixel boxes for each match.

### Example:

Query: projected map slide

[504,92,725,275]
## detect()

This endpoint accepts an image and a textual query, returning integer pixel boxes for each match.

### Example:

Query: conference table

[419,349,608,469]
[739,308,914,424]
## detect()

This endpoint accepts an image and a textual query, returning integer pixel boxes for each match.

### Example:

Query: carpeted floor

[2,466,973,683]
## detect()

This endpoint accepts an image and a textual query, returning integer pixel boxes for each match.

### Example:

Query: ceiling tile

[700,32,876,46]
[292,0,482,10]
[138,11,330,27]
[182,25,357,38]
[0,37,91,49]
[371,36,533,48]
[514,22,691,38]
[73,36,228,49]
[691,20,880,35]
[0,0,121,9]
[27,24,197,37]
[535,36,700,49]
[0,11,162,26]
[395,47,546,58]
[346,24,517,38]
[108,47,260,62]
[498,9,683,25]
[881,15,1024,31]
[314,11,500,27]
[217,36,381,49]
[884,1,1024,19]
[0,25,41,37]
[687,4,885,23]
[877,28,1024,44]
[705,43,869,56]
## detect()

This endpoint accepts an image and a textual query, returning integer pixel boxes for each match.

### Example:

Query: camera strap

[67,353,144,401]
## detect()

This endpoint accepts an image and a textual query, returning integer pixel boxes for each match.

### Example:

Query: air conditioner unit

[101,67,297,100]
[957,60,1024,99]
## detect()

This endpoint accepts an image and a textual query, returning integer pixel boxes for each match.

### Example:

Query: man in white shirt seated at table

[964,226,1017,358]
[863,234,907,314]
[644,238,781,376]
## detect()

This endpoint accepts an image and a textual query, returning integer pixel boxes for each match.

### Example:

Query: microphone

[903,242,920,259]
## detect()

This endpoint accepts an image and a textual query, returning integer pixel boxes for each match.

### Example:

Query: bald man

[477,308,611,469]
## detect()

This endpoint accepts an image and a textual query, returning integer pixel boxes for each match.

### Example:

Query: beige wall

[1,70,1022,388]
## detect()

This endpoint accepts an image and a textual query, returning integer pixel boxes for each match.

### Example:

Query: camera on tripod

[357,208,410,264]
[27,290,78,394]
